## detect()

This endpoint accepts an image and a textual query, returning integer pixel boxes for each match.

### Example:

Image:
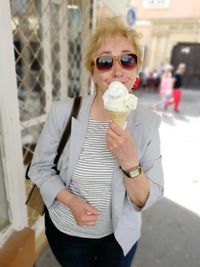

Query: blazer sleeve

[140,114,164,211]
[28,99,73,208]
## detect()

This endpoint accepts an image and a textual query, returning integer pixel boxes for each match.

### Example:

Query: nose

[112,58,123,77]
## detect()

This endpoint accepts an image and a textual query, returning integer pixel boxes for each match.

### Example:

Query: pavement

[35,89,200,267]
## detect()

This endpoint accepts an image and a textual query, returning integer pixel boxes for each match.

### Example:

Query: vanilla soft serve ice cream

[103,81,138,127]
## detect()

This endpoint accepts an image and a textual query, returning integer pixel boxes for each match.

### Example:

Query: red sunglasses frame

[93,53,138,72]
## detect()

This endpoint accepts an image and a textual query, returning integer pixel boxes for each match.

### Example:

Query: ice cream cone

[109,111,128,128]
[103,81,138,127]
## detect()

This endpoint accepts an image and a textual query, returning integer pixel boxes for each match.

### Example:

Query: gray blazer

[29,93,164,255]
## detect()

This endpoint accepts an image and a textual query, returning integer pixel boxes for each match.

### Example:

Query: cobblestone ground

[35,89,200,267]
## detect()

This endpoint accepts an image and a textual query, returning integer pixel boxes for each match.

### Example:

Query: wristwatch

[120,164,142,179]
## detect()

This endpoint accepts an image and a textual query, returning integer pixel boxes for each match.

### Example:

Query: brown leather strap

[26,97,82,179]
[54,96,82,168]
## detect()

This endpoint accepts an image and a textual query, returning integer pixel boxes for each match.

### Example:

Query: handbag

[25,96,82,215]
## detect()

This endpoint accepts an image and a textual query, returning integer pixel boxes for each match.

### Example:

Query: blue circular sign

[127,8,136,26]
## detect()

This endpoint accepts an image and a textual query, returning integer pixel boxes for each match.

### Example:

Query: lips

[107,80,129,87]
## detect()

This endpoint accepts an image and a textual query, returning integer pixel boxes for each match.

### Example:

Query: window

[143,0,170,9]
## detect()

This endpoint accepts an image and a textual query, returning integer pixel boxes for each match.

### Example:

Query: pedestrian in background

[28,16,164,267]
[165,63,186,112]
[159,64,175,110]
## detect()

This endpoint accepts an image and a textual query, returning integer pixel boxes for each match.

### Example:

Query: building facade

[96,0,200,89]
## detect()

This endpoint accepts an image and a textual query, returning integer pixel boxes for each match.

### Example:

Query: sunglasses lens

[95,54,137,71]
[96,56,113,71]
[121,54,137,69]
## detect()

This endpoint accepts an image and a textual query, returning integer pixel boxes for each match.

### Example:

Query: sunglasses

[94,53,137,71]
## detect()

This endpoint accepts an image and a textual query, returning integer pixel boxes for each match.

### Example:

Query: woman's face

[92,35,138,95]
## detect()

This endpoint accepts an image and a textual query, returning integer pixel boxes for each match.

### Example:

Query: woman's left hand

[107,122,139,170]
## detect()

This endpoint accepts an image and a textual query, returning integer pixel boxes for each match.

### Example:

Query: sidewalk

[132,197,200,267]
[35,89,200,267]
[133,88,200,267]
[137,89,200,217]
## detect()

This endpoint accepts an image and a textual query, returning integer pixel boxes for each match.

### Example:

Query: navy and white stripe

[49,119,116,238]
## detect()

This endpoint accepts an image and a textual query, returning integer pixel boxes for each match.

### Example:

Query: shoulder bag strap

[54,96,82,169]
[25,97,82,179]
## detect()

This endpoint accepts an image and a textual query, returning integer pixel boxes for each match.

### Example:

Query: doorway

[171,43,200,89]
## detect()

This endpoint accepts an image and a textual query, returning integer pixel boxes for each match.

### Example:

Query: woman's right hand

[57,189,99,226]
[67,194,99,226]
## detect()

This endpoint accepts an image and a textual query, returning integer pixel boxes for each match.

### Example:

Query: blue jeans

[45,209,138,267]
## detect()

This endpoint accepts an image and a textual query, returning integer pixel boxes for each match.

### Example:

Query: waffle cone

[109,111,128,128]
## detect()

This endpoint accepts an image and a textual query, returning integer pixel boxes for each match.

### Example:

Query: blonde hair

[85,16,142,74]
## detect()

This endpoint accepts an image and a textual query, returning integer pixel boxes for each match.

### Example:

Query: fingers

[68,196,100,226]
[85,203,100,215]
[107,130,125,146]
[85,222,98,226]
[109,122,125,136]
[108,122,129,141]
[107,123,128,150]
[82,204,100,225]
[76,210,99,226]
[107,122,137,165]
[79,213,98,226]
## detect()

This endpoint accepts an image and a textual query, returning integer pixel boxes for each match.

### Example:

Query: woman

[158,64,175,110]
[29,17,164,267]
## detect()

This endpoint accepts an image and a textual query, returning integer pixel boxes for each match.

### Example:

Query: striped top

[49,119,116,238]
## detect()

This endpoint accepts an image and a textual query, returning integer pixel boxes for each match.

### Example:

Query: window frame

[0,1,28,248]
[143,0,171,9]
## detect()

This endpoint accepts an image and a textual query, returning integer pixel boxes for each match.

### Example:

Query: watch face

[130,169,140,177]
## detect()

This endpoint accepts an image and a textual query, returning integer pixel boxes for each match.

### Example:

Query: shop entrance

[171,43,200,89]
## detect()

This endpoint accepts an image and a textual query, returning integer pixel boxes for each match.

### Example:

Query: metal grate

[10,0,94,225]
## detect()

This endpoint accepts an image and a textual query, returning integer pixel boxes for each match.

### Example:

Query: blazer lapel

[66,94,96,180]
